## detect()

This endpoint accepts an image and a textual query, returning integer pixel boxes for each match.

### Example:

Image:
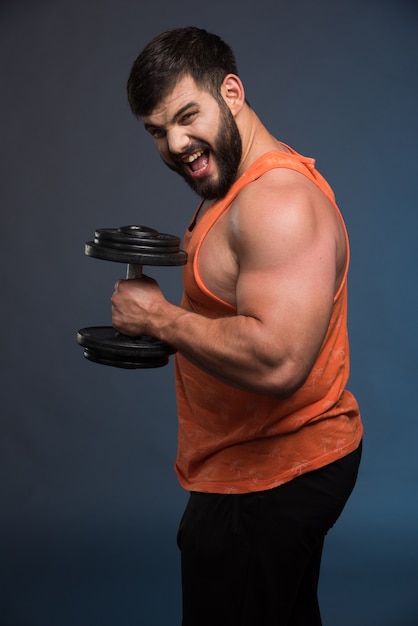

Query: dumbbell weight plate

[85,225,188,265]
[77,326,175,369]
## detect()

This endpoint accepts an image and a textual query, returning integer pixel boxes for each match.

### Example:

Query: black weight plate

[82,350,170,369]
[96,225,179,249]
[77,326,175,369]
[85,225,187,266]
[85,241,187,266]
[77,326,176,356]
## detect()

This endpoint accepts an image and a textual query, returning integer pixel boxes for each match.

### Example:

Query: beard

[164,101,242,201]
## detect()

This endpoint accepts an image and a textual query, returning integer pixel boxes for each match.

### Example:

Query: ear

[220,74,245,116]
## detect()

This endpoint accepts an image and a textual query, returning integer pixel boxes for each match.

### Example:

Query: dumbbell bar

[77,225,187,369]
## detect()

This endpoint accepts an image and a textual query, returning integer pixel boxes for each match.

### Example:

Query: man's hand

[111,275,167,337]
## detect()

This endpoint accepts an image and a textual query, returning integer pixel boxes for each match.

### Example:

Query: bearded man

[112,26,363,626]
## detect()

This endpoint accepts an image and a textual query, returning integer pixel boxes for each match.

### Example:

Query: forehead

[142,75,213,124]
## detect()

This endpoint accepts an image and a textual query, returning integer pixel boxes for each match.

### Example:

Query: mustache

[169,141,211,164]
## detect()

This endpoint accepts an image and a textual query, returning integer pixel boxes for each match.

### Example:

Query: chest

[193,209,239,308]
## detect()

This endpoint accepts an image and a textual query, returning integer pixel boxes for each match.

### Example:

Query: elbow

[254,358,311,399]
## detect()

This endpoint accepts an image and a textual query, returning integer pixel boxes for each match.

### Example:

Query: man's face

[142,75,242,200]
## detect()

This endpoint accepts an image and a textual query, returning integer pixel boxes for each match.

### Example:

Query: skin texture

[111,74,347,398]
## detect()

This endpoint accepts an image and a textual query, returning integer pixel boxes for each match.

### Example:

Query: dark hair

[127,27,240,117]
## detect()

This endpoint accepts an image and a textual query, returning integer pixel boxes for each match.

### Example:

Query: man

[112,26,363,626]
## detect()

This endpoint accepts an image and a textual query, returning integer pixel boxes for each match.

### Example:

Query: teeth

[184,150,204,163]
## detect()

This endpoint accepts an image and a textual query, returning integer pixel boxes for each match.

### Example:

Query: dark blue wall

[1,1,417,624]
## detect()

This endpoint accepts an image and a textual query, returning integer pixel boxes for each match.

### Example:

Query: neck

[235,105,286,178]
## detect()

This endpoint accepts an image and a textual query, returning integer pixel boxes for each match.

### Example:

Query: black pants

[177,442,362,626]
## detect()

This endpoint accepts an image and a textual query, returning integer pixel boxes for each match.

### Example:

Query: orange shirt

[174,148,363,494]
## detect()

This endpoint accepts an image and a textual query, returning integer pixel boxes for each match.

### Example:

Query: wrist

[149,302,188,347]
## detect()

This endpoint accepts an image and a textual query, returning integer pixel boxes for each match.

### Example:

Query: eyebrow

[144,101,199,132]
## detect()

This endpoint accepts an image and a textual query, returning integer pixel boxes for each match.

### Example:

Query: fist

[111,275,164,336]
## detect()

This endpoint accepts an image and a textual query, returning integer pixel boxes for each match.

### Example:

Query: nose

[166,126,189,156]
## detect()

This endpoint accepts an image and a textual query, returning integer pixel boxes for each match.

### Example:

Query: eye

[181,111,197,124]
[145,125,166,139]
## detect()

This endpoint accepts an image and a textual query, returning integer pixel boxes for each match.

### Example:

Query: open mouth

[183,149,210,177]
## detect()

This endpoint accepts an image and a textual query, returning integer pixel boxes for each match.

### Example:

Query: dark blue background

[1,1,417,624]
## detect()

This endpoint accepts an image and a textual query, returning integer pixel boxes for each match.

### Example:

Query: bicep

[233,187,337,368]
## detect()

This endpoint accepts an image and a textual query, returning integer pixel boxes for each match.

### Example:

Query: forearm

[151,302,300,396]
[111,279,319,397]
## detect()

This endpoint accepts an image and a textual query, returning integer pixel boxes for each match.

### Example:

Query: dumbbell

[77,225,187,368]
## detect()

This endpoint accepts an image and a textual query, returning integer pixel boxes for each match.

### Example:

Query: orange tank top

[174,147,363,494]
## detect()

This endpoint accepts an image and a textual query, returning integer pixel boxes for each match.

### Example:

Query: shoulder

[238,164,332,213]
[226,163,347,289]
[229,166,334,244]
